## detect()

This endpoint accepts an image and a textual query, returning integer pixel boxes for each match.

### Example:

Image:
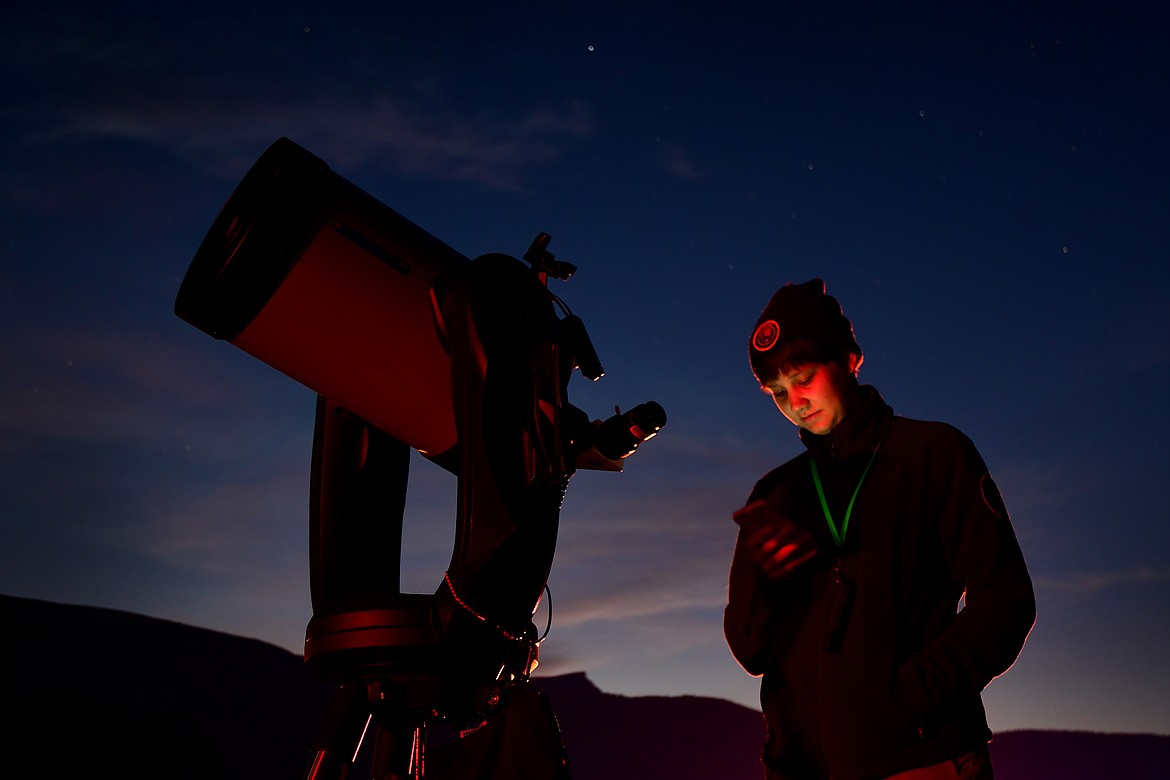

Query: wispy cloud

[0,323,314,582]
[657,142,702,179]
[3,8,597,192]
[993,459,1071,516]
[130,468,309,576]
[0,326,308,447]
[12,88,594,192]
[548,477,739,630]
[553,575,727,628]
[1035,565,1170,595]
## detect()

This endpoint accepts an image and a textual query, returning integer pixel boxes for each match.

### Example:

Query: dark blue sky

[2,1,1168,734]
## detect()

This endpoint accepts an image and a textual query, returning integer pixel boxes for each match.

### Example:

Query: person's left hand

[733,500,819,580]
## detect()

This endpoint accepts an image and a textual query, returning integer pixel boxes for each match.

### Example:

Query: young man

[724,280,1035,780]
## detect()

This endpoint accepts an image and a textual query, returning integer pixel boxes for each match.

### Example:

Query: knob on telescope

[524,232,577,281]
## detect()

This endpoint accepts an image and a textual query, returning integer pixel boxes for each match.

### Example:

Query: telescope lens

[175,138,329,340]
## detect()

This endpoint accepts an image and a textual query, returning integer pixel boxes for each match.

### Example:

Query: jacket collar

[799,384,893,464]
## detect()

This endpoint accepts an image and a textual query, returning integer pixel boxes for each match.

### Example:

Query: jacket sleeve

[724,524,778,675]
[898,429,1036,719]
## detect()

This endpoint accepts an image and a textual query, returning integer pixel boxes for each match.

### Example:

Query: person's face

[761,361,857,435]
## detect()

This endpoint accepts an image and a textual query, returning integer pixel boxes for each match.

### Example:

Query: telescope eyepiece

[594,401,667,460]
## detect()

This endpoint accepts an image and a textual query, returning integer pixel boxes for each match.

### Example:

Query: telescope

[175,138,664,778]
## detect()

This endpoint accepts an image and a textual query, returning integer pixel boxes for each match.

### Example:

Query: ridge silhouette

[2,594,1165,779]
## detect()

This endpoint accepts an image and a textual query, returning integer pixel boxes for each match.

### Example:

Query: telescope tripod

[304,676,432,780]
[301,608,570,780]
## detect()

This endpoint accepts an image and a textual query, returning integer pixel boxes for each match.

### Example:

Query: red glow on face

[762,361,855,435]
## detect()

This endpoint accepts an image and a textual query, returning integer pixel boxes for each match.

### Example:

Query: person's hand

[733,500,819,580]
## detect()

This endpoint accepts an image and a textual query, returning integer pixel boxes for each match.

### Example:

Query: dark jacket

[724,386,1035,780]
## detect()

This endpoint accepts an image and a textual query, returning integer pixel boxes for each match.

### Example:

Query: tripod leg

[305,682,375,780]
[368,721,417,780]
[410,722,426,780]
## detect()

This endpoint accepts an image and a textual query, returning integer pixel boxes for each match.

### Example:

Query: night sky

[2,1,1168,736]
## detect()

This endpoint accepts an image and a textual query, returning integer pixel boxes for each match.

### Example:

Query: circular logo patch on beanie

[752,320,780,351]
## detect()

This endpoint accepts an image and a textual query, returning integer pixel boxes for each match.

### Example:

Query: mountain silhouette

[1,594,1166,779]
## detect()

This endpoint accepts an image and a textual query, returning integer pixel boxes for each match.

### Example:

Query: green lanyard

[810,449,879,548]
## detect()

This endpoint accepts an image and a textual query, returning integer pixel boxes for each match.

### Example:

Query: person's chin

[801,412,826,433]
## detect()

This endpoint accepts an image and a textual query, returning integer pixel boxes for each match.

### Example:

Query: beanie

[749,278,862,379]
